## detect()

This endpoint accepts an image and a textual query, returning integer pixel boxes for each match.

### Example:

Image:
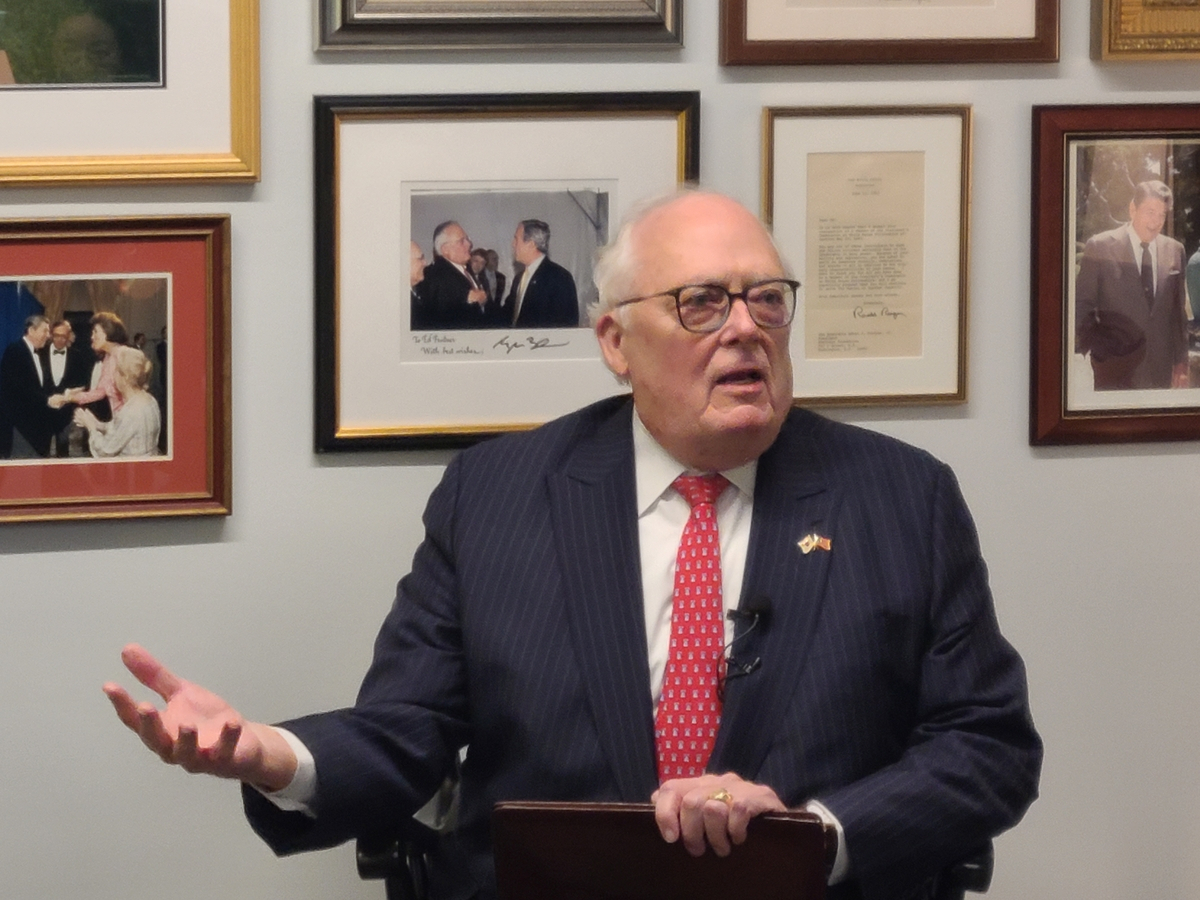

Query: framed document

[765,106,971,405]
[721,0,1058,64]
[1031,104,1200,445]
[315,92,699,451]
[318,0,681,50]
[0,216,232,523]
[0,0,259,186]
[1096,0,1200,59]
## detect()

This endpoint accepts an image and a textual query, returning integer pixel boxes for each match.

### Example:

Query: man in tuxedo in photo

[105,191,1041,900]
[412,222,491,331]
[0,314,55,458]
[505,218,580,328]
[39,319,93,456]
[1075,179,1190,390]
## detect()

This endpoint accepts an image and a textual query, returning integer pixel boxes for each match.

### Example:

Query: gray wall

[1,4,1198,899]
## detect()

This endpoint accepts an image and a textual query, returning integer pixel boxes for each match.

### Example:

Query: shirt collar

[631,408,756,517]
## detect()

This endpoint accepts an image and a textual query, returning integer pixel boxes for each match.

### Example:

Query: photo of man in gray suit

[1075,179,1191,390]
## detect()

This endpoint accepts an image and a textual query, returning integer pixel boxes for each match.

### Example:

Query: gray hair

[432,221,460,256]
[518,219,550,255]
[588,187,790,327]
[24,314,50,333]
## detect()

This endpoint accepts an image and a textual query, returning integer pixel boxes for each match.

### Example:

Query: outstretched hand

[103,644,296,792]
[652,772,786,857]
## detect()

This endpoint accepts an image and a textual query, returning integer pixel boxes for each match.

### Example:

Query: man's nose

[721,296,761,339]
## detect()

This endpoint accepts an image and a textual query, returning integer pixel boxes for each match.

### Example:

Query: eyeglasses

[614,279,799,334]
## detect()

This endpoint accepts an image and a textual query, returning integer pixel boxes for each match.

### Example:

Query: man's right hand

[103,644,297,792]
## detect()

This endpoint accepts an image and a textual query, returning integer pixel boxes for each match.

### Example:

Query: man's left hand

[652,773,786,857]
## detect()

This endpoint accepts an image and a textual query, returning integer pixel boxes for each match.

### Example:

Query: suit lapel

[548,401,658,800]
[711,413,839,779]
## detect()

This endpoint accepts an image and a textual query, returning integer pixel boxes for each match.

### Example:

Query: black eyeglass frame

[613,278,801,334]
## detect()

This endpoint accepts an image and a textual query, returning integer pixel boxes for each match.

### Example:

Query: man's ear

[595,313,630,380]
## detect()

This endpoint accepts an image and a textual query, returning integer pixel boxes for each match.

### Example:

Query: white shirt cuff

[804,798,851,885]
[255,727,318,816]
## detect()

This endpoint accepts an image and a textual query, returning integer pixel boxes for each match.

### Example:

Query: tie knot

[1141,242,1150,251]
[672,474,728,509]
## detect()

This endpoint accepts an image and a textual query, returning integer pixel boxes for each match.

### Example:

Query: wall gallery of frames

[1,2,1199,899]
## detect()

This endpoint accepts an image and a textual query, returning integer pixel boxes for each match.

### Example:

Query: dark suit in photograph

[244,397,1041,900]
[39,344,94,456]
[0,337,54,457]
[506,257,580,328]
[412,256,492,331]
[1075,224,1189,389]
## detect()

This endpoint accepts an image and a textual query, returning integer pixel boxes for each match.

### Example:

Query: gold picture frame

[1096,0,1200,59]
[0,0,260,186]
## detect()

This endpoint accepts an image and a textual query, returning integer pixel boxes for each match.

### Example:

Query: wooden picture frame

[765,106,971,405]
[314,92,699,451]
[0,0,259,186]
[720,0,1058,64]
[1031,104,1200,445]
[0,216,232,522]
[318,0,681,51]
[1096,0,1200,59]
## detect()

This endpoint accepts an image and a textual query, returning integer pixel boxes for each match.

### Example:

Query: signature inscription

[493,335,569,355]
[853,306,905,320]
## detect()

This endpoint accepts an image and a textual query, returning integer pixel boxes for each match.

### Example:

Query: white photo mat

[744,0,1038,41]
[0,0,258,185]
[323,97,697,446]
[766,106,970,405]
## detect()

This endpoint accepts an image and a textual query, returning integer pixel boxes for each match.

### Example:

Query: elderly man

[504,218,579,328]
[412,221,491,331]
[0,314,55,458]
[106,191,1040,900]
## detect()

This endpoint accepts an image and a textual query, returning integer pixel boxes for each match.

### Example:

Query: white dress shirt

[266,409,848,880]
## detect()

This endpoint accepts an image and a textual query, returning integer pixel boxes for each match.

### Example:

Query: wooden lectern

[492,801,833,900]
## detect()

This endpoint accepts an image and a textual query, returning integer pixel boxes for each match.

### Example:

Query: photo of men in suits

[1075,179,1191,390]
[106,191,1040,900]
[504,219,580,328]
[410,222,492,331]
[0,314,55,458]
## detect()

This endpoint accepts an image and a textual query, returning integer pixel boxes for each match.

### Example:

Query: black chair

[358,825,994,900]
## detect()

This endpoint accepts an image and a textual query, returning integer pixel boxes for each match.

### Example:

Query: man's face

[595,194,794,471]
[1130,196,1168,244]
[409,241,427,287]
[512,226,537,266]
[469,252,487,275]
[27,321,51,350]
[50,324,72,350]
[439,224,472,266]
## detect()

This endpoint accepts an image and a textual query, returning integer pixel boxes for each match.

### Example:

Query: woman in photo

[73,345,160,458]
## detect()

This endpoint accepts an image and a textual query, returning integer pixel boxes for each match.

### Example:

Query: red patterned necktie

[655,473,729,782]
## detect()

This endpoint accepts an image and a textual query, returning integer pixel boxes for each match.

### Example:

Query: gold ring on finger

[708,788,733,805]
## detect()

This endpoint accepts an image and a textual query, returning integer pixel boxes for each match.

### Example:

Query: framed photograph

[1096,0,1200,59]
[1031,105,1200,445]
[0,216,232,522]
[0,0,259,186]
[315,92,699,451]
[318,0,682,51]
[764,106,971,405]
[720,0,1058,64]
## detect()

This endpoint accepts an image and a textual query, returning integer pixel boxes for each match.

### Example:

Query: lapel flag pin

[797,533,831,554]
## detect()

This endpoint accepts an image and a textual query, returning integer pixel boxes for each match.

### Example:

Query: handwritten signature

[853,306,905,320]
[493,335,570,355]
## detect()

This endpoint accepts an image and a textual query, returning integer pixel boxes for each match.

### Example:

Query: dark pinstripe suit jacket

[244,396,1040,900]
